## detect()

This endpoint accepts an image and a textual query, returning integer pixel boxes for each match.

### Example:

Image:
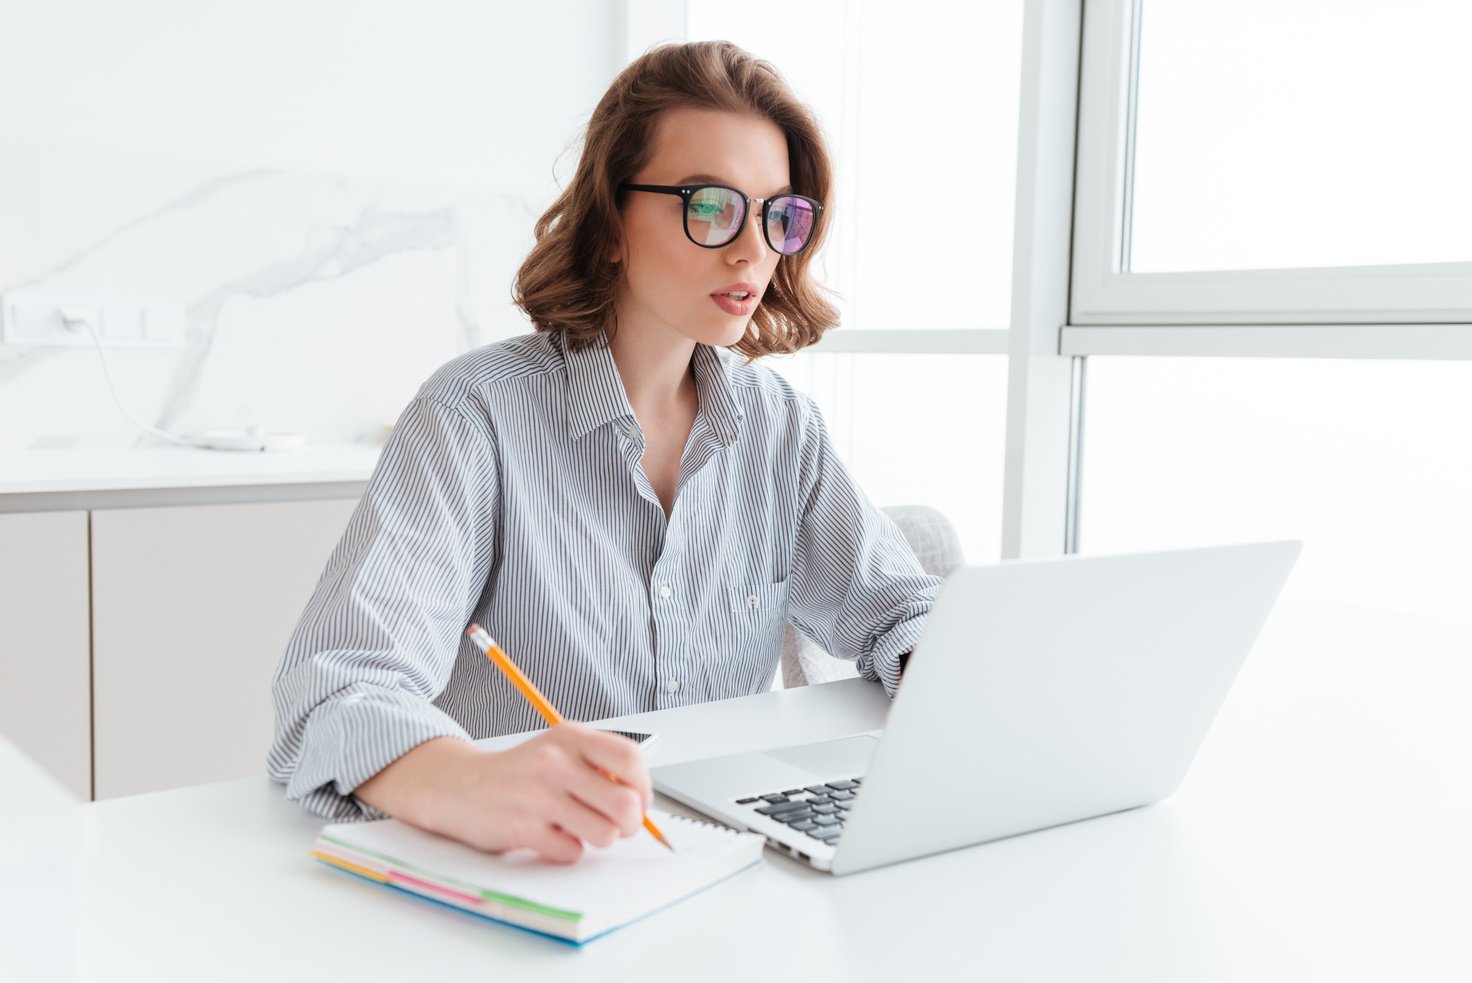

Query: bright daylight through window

[1129,0,1472,273]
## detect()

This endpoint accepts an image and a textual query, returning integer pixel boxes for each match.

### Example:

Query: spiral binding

[666,813,740,836]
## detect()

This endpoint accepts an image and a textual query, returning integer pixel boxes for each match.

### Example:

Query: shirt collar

[561,331,746,445]
[690,343,745,447]
[562,331,634,440]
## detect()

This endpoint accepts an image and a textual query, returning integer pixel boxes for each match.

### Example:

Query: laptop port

[796,851,811,862]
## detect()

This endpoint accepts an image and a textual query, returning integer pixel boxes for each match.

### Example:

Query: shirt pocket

[724,578,792,665]
[728,579,791,618]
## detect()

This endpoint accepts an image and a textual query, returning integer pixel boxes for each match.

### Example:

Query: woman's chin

[699,317,755,349]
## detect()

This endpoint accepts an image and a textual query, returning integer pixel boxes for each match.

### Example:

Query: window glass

[1129,0,1472,272]
[1081,357,1472,621]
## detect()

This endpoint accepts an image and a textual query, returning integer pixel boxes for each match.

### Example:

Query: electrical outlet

[1,293,185,348]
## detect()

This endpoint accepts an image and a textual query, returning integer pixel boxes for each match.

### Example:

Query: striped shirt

[268,330,941,820]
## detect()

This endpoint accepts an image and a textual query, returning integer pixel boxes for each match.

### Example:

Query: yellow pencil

[466,624,673,852]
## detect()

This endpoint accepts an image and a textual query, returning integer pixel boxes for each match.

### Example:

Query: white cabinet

[90,499,358,798]
[0,511,92,799]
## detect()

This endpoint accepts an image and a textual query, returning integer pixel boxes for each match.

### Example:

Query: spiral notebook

[311,810,764,944]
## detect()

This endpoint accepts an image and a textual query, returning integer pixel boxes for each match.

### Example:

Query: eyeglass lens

[766,197,816,255]
[685,187,816,255]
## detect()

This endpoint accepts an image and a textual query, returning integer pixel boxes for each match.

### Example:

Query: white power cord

[61,307,306,452]
[63,307,194,447]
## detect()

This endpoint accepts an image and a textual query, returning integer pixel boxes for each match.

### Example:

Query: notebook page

[318,810,759,915]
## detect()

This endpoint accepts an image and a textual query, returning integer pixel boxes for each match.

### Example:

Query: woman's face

[613,107,791,350]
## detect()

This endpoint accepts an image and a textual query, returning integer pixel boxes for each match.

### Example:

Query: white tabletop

[7,600,1469,981]
[0,727,85,982]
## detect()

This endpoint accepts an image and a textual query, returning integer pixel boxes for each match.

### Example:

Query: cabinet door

[91,499,358,799]
[0,511,91,799]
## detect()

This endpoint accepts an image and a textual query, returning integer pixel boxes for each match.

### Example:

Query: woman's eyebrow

[676,173,794,196]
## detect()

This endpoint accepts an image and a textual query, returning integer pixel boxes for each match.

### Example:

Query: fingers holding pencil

[552,724,650,841]
[571,726,674,853]
[467,625,674,852]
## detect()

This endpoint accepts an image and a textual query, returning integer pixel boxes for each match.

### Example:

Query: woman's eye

[688,202,722,219]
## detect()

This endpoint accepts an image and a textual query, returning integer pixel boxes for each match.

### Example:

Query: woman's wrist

[354,736,475,828]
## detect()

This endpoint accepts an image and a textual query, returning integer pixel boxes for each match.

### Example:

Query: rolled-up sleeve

[786,399,942,697]
[267,396,499,819]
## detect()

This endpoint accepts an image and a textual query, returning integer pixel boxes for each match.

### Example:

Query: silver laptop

[652,541,1300,875]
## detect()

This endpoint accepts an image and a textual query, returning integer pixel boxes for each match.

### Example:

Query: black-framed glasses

[619,183,823,256]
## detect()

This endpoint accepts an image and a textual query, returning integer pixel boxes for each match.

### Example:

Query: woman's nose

[727,205,769,263]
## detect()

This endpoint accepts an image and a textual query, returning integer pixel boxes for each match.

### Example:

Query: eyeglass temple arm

[618,183,690,197]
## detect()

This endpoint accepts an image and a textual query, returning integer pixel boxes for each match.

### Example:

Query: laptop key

[761,793,787,803]
[735,797,760,805]
[811,803,837,815]
[803,785,831,796]
[806,795,832,806]
[813,814,841,826]
[806,826,842,840]
[776,809,816,825]
[835,800,853,810]
[755,800,808,816]
[826,780,859,791]
[829,790,854,801]
[790,819,817,831]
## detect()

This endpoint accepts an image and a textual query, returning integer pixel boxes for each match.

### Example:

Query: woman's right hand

[353,722,652,863]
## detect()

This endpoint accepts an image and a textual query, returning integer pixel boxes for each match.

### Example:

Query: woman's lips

[710,291,759,316]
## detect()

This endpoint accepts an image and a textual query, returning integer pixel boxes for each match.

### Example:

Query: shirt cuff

[277,686,471,821]
[858,615,929,698]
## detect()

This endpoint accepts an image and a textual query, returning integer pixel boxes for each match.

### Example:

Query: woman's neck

[607,320,699,417]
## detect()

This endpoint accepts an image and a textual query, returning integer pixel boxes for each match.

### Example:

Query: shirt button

[665,678,680,694]
[659,584,672,599]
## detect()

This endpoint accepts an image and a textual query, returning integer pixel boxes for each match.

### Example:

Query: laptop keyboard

[735,778,862,844]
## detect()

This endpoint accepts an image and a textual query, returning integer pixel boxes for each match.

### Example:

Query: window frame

[1066,0,1472,359]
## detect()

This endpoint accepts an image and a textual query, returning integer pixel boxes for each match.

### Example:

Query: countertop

[0,443,384,511]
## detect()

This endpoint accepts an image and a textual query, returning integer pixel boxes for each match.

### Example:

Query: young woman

[269,41,940,863]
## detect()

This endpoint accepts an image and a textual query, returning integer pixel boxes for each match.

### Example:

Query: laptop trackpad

[764,735,881,779]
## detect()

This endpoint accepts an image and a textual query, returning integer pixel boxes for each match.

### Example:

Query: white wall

[0,0,622,447]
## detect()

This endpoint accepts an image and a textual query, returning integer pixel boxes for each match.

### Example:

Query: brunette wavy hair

[512,41,839,360]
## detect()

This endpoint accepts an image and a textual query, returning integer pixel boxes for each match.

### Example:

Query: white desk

[8,601,1470,981]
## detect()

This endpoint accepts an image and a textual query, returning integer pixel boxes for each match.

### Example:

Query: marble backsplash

[0,140,542,449]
